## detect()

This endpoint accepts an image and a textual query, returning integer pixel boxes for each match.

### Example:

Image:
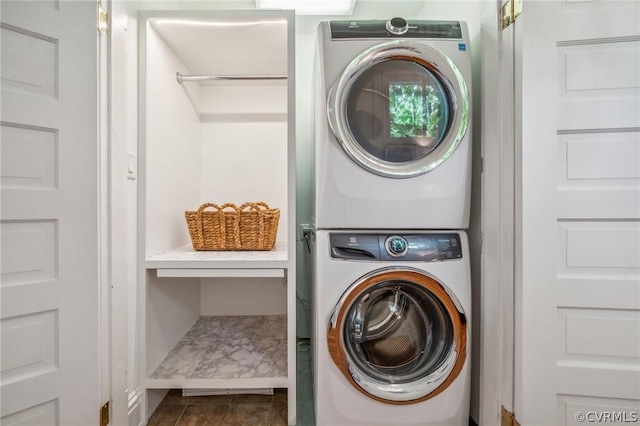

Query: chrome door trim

[327,40,469,178]
[330,266,464,323]
[350,349,458,401]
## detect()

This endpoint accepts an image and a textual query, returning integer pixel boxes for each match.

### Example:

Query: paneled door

[1,2,101,424]
[516,0,640,424]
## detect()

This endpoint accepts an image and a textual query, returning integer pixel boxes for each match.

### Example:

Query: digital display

[389,83,442,139]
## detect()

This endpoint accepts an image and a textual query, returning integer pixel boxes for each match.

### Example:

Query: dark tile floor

[147,389,289,426]
[148,339,315,426]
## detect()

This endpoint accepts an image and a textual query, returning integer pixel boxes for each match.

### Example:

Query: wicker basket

[185,202,280,251]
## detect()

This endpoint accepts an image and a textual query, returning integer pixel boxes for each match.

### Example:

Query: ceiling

[150,16,289,78]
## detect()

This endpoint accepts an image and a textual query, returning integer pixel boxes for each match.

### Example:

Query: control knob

[385,236,408,257]
[386,17,409,35]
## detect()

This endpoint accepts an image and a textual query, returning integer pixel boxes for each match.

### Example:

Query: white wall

[145,24,202,256]
[200,278,287,315]
[199,83,289,241]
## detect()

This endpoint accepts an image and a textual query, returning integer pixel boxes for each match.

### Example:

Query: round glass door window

[346,60,450,164]
[327,41,469,178]
[327,269,467,403]
[345,280,453,382]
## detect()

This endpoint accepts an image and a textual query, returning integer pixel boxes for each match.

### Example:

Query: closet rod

[176,72,287,84]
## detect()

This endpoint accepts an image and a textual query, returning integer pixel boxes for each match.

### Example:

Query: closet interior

[138,10,297,423]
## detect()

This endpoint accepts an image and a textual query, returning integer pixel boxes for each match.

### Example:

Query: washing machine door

[327,267,467,404]
[327,40,469,178]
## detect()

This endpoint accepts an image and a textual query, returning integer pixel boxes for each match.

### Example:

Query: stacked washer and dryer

[311,18,473,426]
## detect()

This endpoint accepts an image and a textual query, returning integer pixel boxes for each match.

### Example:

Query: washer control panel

[329,233,463,262]
[330,19,463,40]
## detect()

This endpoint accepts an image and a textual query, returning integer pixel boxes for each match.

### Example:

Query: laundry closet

[137,10,297,423]
[1,0,639,425]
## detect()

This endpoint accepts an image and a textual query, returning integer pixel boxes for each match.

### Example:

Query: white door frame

[99,1,111,419]
[104,0,137,424]
[98,0,132,423]
[479,0,517,424]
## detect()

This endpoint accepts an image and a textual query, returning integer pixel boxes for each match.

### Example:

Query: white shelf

[147,315,288,390]
[156,268,285,278]
[145,241,289,270]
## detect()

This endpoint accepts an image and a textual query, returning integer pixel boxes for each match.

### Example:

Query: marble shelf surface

[145,241,288,269]
[150,315,288,382]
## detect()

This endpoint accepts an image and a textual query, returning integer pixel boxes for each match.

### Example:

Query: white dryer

[313,230,470,426]
[313,19,472,230]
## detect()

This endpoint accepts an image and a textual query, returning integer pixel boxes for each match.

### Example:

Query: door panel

[517,1,640,424]
[0,1,100,424]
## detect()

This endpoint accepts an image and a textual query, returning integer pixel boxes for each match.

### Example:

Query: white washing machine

[312,230,471,426]
[313,19,472,230]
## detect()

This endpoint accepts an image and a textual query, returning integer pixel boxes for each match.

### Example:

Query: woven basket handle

[197,203,239,213]
[239,202,270,211]
[196,203,240,247]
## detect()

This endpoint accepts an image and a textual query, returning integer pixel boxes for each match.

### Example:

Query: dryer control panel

[329,233,463,262]
[330,19,463,40]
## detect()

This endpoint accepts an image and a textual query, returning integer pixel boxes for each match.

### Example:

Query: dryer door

[327,40,469,178]
[327,267,467,404]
